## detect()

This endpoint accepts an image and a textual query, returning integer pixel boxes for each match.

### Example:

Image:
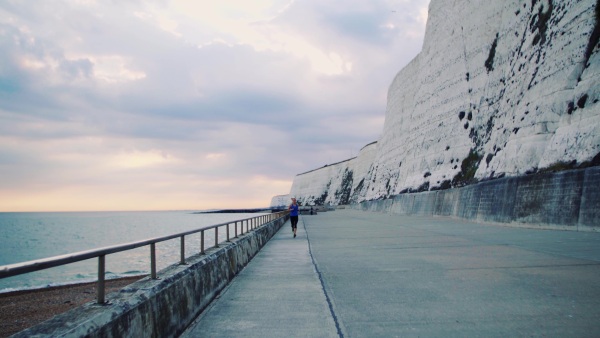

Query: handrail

[0,210,289,303]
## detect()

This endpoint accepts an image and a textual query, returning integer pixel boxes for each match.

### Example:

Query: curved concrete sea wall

[352,166,600,231]
[14,216,288,338]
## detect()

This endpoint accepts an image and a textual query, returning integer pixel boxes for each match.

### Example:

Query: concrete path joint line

[302,216,344,338]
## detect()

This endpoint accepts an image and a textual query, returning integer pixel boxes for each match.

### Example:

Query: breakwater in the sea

[194,208,276,214]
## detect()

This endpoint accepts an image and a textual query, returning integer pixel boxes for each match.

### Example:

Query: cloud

[0,0,430,211]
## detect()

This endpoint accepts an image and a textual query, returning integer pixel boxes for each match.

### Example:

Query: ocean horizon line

[0,208,273,214]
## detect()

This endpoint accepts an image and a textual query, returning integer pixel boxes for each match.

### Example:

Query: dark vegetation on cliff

[530,0,553,46]
[584,0,600,70]
[334,169,354,205]
[349,178,365,204]
[451,149,483,187]
[530,152,600,174]
[485,33,499,72]
[312,181,331,205]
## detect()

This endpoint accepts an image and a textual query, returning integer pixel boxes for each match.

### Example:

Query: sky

[0,0,430,212]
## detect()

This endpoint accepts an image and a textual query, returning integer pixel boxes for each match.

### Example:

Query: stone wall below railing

[13,216,288,338]
[351,167,599,231]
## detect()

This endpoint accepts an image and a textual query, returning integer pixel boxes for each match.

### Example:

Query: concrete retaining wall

[15,216,288,338]
[352,167,600,231]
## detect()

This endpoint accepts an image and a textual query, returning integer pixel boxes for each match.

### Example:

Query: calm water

[0,210,265,293]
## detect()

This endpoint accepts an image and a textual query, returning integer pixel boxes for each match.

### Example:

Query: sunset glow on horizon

[0,0,430,212]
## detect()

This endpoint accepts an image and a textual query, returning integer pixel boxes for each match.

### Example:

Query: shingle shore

[0,276,143,337]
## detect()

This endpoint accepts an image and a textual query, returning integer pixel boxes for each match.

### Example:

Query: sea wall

[352,166,600,231]
[14,216,288,338]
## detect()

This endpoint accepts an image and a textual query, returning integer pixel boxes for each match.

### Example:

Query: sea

[0,210,266,293]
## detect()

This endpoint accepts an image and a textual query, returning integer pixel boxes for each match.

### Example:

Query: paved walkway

[181,209,600,337]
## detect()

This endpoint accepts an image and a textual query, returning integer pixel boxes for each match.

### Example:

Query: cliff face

[289,142,377,206]
[270,194,291,208]
[285,0,600,207]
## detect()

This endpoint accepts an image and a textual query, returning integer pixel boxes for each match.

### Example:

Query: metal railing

[0,211,289,304]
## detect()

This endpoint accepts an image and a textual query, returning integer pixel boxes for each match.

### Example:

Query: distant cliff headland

[271,0,599,224]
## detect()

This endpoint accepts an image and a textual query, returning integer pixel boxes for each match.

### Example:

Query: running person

[289,197,299,238]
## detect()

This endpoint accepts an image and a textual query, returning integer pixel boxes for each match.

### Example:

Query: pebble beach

[0,276,143,337]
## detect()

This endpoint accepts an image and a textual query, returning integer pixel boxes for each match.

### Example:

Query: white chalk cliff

[285,0,600,207]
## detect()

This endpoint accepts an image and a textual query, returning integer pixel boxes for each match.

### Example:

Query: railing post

[215,227,219,248]
[235,221,238,238]
[227,223,230,242]
[180,235,186,265]
[200,230,205,254]
[151,243,157,279]
[97,255,106,304]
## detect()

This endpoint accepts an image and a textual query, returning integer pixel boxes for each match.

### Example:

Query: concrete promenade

[181,209,600,337]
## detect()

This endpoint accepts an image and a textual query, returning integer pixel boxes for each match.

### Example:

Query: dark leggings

[290,215,298,229]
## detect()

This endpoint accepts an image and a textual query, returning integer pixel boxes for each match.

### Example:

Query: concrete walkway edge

[180,216,339,337]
